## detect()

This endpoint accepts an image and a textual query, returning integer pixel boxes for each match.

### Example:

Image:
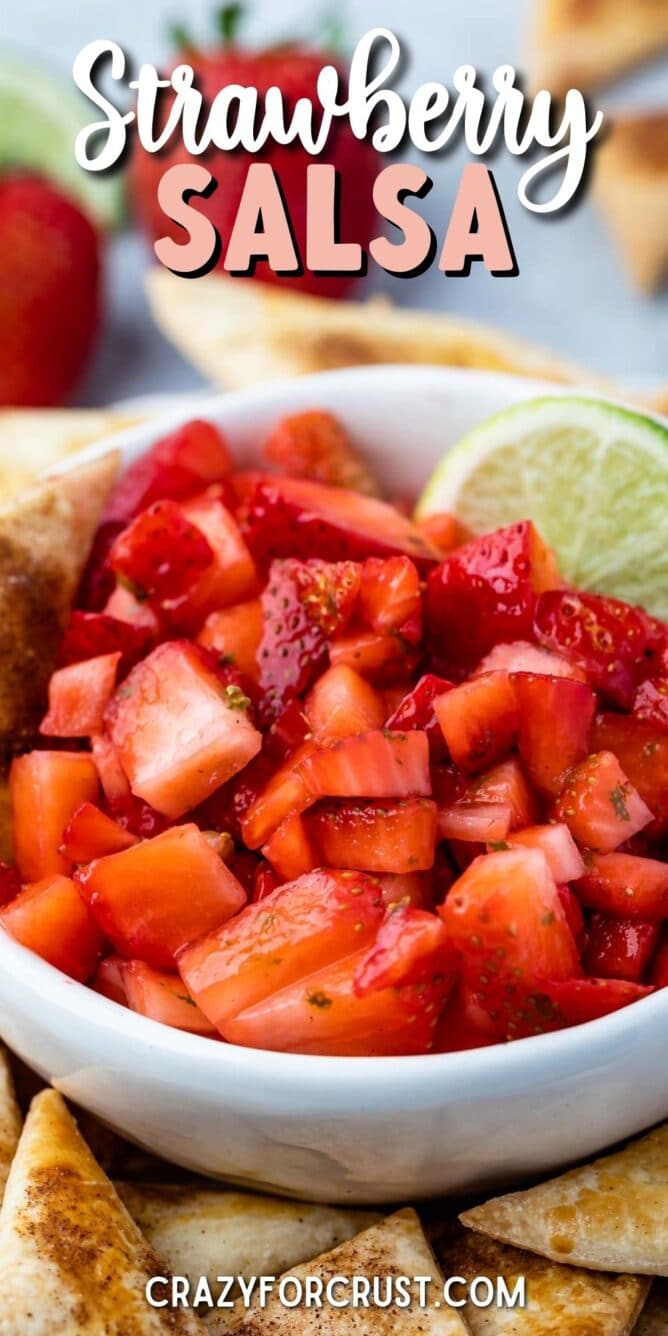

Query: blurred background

[0,0,666,412]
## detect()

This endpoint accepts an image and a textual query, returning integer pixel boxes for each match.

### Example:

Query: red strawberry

[129,15,380,299]
[264,411,380,496]
[0,174,100,405]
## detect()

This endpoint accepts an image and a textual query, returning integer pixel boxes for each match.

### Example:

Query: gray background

[5,0,668,402]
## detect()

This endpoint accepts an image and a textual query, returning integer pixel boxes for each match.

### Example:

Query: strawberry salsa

[3,412,668,1055]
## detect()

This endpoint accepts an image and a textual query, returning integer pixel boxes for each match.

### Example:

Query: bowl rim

[9,362,668,1091]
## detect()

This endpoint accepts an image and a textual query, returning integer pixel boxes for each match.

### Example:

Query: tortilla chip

[146,271,611,393]
[595,113,668,293]
[0,1048,21,1206]
[0,1088,201,1334]
[227,1208,469,1335]
[118,1182,379,1304]
[431,1218,648,1335]
[635,1281,668,1335]
[527,0,668,98]
[0,409,136,502]
[0,450,119,744]
[460,1121,668,1276]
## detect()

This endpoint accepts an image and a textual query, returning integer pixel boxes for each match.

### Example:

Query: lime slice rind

[416,395,668,621]
[0,52,124,229]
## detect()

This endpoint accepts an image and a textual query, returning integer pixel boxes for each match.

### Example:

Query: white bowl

[1,365,667,1205]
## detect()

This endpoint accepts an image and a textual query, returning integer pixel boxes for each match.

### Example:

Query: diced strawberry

[529,977,653,1030]
[376,870,435,910]
[512,673,595,795]
[353,906,457,995]
[197,600,263,680]
[258,558,361,724]
[575,851,668,921]
[91,731,131,804]
[555,751,653,852]
[104,419,232,524]
[9,751,99,882]
[58,609,154,674]
[77,823,246,969]
[592,713,668,835]
[106,641,262,818]
[329,628,417,683]
[583,915,660,983]
[240,740,316,850]
[92,954,128,1006]
[222,946,451,1055]
[298,729,431,803]
[474,640,585,681]
[103,583,162,635]
[357,556,422,642]
[0,864,21,907]
[307,798,438,873]
[534,589,667,708]
[262,812,318,881]
[557,884,587,954]
[435,672,518,773]
[416,511,471,556]
[60,802,138,864]
[502,824,585,883]
[77,520,125,611]
[305,665,385,742]
[109,500,214,606]
[433,985,498,1052]
[242,475,439,572]
[466,757,537,830]
[633,677,668,731]
[263,410,380,497]
[252,864,282,902]
[386,674,454,759]
[650,935,668,987]
[0,874,103,982]
[40,652,121,738]
[120,961,217,1036]
[438,803,512,843]
[178,868,385,1033]
[171,493,258,628]
[425,521,560,675]
[439,848,580,989]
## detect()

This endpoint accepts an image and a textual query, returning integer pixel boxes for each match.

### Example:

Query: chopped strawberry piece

[426,521,560,675]
[592,713,668,835]
[92,954,128,1006]
[531,977,653,1030]
[0,874,103,982]
[252,864,282,902]
[91,731,131,804]
[433,985,498,1052]
[305,664,385,742]
[376,870,435,910]
[240,740,315,850]
[58,610,154,674]
[120,961,217,1035]
[534,589,667,708]
[264,410,380,497]
[298,729,431,803]
[9,751,99,882]
[307,797,438,873]
[258,558,360,724]
[474,640,585,681]
[435,672,518,773]
[222,946,451,1055]
[633,677,668,731]
[650,935,668,988]
[262,812,318,881]
[197,599,263,680]
[77,823,246,969]
[178,868,385,1033]
[555,751,653,852]
[110,499,214,605]
[104,419,232,524]
[512,672,595,795]
[353,906,456,995]
[243,475,438,572]
[557,884,587,954]
[502,824,585,884]
[103,583,162,635]
[575,851,668,921]
[60,802,138,864]
[466,757,538,830]
[329,627,417,682]
[416,511,471,555]
[106,641,262,818]
[0,863,21,907]
[583,915,660,983]
[40,652,121,738]
[171,493,258,629]
[382,675,448,763]
[358,556,422,642]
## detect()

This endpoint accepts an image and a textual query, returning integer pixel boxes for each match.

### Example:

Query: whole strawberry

[130,7,380,298]
[0,175,100,406]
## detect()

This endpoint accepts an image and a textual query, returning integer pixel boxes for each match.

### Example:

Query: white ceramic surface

[2,365,667,1204]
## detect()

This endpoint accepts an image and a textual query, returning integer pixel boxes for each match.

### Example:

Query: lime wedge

[0,53,123,229]
[416,396,668,620]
